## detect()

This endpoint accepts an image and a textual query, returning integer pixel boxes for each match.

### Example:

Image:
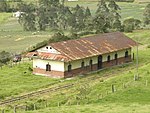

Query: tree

[72,4,86,31]
[85,7,91,18]
[36,5,49,31]
[18,3,36,31]
[93,0,110,33]
[0,0,9,12]
[123,18,141,32]
[143,3,150,25]
[0,51,11,64]
[108,0,122,31]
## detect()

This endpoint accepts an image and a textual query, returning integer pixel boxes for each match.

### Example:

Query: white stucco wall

[37,46,60,54]
[33,59,65,72]
[64,48,132,71]
[102,48,131,62]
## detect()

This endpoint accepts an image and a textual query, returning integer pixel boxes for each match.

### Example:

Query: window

[125,51,128,58]
[81,61,84,68]
[46,64,51,71]
[46,47,48,49]
[68,64,72,72]
[107,55,110,62]
[50,47,52,49]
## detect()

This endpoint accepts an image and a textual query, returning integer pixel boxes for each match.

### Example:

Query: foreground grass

[25,104,150,113]
[0,62,59,100]
[4,48,150,113]
[0,13,12,24]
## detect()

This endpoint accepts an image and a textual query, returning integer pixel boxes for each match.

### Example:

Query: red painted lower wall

[33,55,132,78]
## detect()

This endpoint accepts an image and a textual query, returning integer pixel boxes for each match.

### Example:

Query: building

[28,32,137,78]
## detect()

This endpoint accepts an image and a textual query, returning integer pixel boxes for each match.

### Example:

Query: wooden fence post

[123,83,126,88]
[25,105,28,111]
[146,80,148,86]
[45,101,48,108]
[57,102,60,107]
[1,109,4,113]
[14,106,16,113]
[112,84,115,93]
[34,104,36,110]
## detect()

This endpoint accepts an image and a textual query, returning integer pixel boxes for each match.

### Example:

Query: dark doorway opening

[115,53,118,65]
[98,55,103,69]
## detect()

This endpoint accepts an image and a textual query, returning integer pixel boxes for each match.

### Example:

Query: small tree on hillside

[18,2,36,31]
[123,18,141,32]
[0,51,11,64]
[0,0,9,12]
[143,3,150,25]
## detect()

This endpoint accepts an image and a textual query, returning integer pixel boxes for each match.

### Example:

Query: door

[115,53,118,65]
[98,55,103,69]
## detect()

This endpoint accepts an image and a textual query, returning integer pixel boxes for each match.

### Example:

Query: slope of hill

[0,30,149,113]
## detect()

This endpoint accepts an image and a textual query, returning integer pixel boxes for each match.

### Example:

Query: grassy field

[0,1,150,112]
[0,13,12,24]
[0,30,150,113]
[0,62,59,100]
[0,17,54,53]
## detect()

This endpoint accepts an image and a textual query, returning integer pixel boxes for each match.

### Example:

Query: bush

[0,51,11,64]
[123,18,141,32]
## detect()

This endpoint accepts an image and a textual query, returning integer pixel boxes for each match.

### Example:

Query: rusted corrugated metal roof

[37,52,70,62]
[27,32,136,62]
[25,52,37,57]
[49,32,137,61]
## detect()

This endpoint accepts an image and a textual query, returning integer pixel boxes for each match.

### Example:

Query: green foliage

[0,51,11,64]
[123,18,141,32]
[143,3,150,25]
[108,0,122,31]
[18,2,36,31]
[0,0,9,12]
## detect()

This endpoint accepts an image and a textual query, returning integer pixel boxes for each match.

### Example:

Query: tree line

[17,0,122,33]
[0,0,149,33]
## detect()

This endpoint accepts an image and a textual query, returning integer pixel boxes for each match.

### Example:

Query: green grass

[23,104,150,113]
[0,13,12,24]
[0,62,59,100]
[1,29,149,113]
[0,17,54,53]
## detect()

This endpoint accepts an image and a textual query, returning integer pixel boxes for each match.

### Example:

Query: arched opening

[81,61,84,68]
[115,53,118,65]
[107,55,110,62]
[46,64,51,71]
[98,55,103,69]
[125,51,129,58]
[89,59,93,71]
[68,64,72,72]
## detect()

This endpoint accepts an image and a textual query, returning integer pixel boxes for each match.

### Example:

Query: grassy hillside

[0,30,150,113]
[0,62,58,100]
[0,13,12,24]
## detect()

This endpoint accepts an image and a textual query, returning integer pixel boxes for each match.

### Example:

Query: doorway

[98,55,103,69]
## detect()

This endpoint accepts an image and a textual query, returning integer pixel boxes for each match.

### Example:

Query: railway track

[0,84,74,106]
[0,61,149,106]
